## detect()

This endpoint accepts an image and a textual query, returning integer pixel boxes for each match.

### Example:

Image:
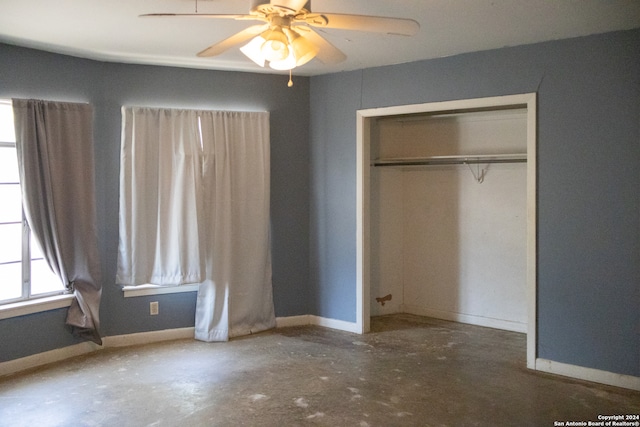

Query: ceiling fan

[141,0,420,72]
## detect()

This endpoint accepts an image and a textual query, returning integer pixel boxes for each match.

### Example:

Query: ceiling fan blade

[140,13,260,21]
[304,13,419,36]
[197,24,269,57]
[301,29,346,64]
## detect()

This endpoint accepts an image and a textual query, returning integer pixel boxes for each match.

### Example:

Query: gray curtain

[12,99,102,345]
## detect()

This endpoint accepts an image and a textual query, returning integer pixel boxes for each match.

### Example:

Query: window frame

[0,99,69,311]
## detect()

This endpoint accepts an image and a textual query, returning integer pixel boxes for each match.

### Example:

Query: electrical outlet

[150,301,159,316]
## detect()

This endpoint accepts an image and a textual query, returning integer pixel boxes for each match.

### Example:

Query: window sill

[0,294,74,320]
[123,284,200,298]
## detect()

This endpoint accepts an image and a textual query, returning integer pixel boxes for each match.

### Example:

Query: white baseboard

[0,341,99,377]
[275,314,311,328]
[309,315,360,333]
[0,328,195,377]
[276,314,359,333]
[102,327,195,348]
[402,304,527,334]
[535,358,640,391]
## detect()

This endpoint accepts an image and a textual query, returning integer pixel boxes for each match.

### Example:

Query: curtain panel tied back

[117,107,275,342]
[12,99,103,344]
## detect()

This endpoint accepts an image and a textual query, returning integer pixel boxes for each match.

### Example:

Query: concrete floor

[0,314,638,426]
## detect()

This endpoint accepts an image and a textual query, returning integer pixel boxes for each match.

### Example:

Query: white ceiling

[1,0,639,76]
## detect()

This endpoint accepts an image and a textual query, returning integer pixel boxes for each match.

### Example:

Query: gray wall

[309,29,639,377]
[0,44,310,361]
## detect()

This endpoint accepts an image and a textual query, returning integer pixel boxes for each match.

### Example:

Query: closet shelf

[372,153,527,167]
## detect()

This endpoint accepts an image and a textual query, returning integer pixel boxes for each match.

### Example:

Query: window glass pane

[0,262,22,301]
[0,223,22,264]
[0,146,19,183]
[0,102,16,143]
[30,259,63,295]
[30,232,44,259]
[0,184,22,223]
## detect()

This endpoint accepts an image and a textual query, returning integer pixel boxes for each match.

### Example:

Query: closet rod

[373,154,526,167]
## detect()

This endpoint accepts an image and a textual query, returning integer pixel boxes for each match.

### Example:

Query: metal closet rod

[372,154,527,167]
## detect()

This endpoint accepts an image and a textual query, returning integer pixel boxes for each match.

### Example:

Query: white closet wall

[370,109,528,332]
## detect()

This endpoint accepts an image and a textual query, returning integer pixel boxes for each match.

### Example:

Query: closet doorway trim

[355,93,537,369]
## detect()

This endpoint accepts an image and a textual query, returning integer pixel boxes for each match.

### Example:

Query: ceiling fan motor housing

[250,0,310,15]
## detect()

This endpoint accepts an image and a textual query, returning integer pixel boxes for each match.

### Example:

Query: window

[0,100,64,305]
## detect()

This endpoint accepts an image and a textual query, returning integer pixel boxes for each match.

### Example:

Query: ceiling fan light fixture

[268,50,297,70]
[288,30,318,66]
[260,27,290,62]
[240,36,266,67]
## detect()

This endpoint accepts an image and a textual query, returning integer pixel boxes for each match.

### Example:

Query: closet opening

[356,94,537,369]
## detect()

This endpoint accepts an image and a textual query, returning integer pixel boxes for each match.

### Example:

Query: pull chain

[287,69,293,87]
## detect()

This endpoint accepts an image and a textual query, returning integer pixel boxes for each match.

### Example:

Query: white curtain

[195,111,275,341]
[117,107,275,342]
[117,107,205,286]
